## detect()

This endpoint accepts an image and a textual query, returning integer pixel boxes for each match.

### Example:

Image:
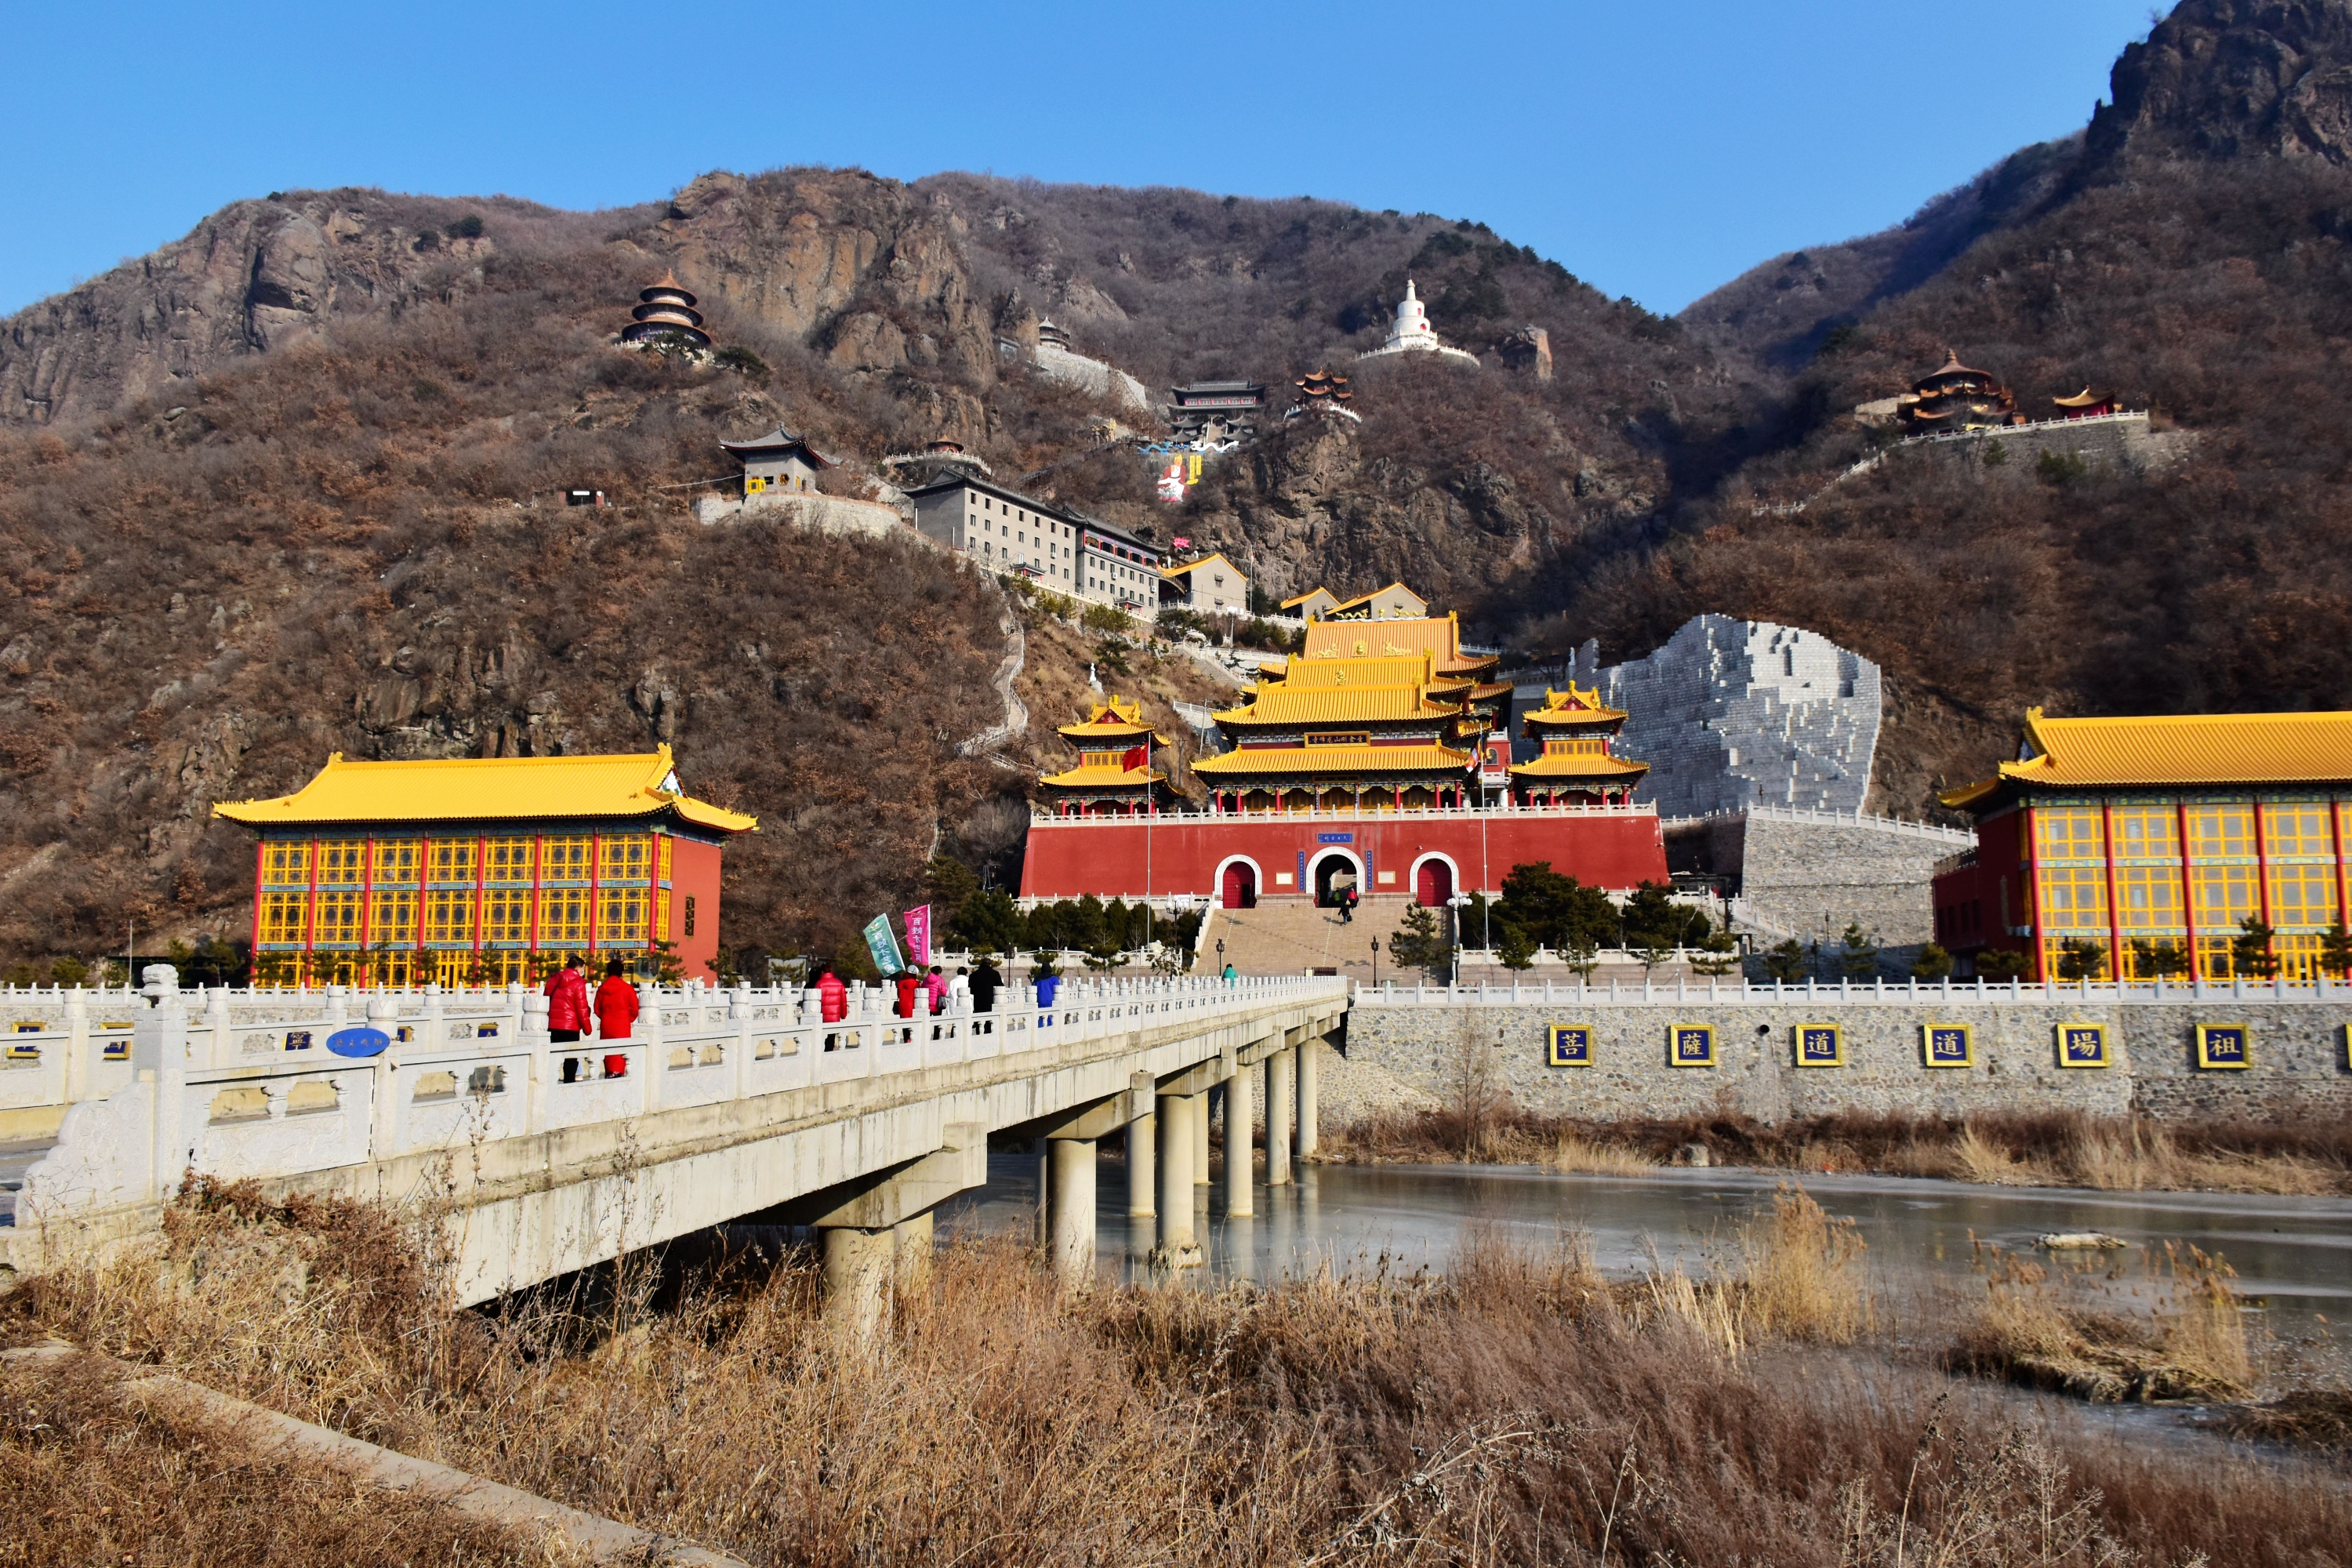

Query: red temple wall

[1019,813,1667,902]
[669,837,724,981]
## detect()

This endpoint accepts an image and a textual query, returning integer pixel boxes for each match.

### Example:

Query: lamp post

[1370,936,1380,988]
[1216,938,1226,979]
[1446,891,1472,983]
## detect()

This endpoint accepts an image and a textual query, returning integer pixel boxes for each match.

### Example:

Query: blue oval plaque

[326,1026,390,1059]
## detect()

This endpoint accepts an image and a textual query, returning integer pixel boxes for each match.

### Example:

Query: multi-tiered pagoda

[1191,612,1504,813]
[1896,350,2019,434]
[621,275,712,349]
[1287,368,1357,420]
[1508,685,1650,805]
[1039,697,1179,816]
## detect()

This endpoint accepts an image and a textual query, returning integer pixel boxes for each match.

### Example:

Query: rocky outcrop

[0,191,514,426]
[2090,0,2352,166]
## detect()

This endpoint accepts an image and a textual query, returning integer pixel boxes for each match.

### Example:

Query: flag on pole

[903,905,932,967]
[1171,536,1191,549]
[862,913,906,978]
[1120,744,1149,771]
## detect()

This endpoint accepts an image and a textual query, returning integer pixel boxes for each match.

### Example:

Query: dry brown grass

[1334,1106,2352,1195]
[1549,1131,1655,1175]
[9,1181,2350,1566]
[0,1349,572,1567]
[1949,1243,2256,1404]
[1639,1185,1875,1354]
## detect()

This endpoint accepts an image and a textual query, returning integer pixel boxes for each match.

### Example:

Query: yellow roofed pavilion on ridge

[1524,684,1629,725]
[212,745,757,833]
[1058,695,1165,742]
[1940,706,2352,808]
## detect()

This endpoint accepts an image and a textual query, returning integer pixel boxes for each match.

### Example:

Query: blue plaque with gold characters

[2194,1023,2251,1070]
[1793,1023,1842,1067]
[1547,1024,1594,1068]
[1669,1022,1715,1067]
[1922,1022,1973,1068]
[2056,1022,2111,1068]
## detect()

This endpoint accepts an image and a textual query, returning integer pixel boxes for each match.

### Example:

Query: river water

[945,1154,2352,1337]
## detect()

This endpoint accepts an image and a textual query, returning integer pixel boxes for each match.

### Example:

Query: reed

[6,1181,2346,1566]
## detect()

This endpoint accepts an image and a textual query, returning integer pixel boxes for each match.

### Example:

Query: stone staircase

[1203,895,1428,983]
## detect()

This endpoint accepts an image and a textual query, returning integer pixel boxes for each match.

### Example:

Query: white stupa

[1356,279,1481,368]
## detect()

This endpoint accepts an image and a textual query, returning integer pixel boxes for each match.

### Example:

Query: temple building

[214,747,756,987]
[1932,707,2352,983]
[719,425,836,499]
[620,275,712,349]
[1286,368,1359,421]
[1356,280,1481,368]
[1508,685,1650,806]
[1189,612,1505,821]
[1160,552,1250,617]
[1164,381,1267,444]
[1896,350,2021,434]
[2053,387,2116,419]
[1039,697,1180,816]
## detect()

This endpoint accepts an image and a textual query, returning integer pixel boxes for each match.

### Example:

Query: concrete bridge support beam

[892,1210,935,1298]
[1298,1040,1320,1160]
[1127,1112,1156,1218]
[1193,1086,1211,1186]
[1265,1047,1294,1186]
[822,1225,895,1348]
[1223,1064,1253,1217]
[1047,1137,1097,1286]
[1152,1092,1200,1267]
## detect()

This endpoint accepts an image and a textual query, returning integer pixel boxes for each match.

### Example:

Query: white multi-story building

[906,474,1163,620]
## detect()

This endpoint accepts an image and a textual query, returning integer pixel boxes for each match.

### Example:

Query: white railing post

[61,985,89,1103]
[367,990,401,1159]
[522,989,553,1133]
[639,980,666,1112]
[134,964,185,1202]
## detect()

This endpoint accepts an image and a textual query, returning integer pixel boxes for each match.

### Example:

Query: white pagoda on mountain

[1356,280,1480,368]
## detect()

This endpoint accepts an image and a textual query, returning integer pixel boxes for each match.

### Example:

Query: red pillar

[2101,800,2125,982]
[2179,800,2201,979]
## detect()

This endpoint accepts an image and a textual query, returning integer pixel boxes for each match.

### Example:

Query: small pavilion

[1508,685,1650,806]
[719,425,837,499]
[1040,697,1180,816]
[1896,350,2021,434]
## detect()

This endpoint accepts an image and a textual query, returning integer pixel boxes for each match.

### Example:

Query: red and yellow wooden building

[1508,684,1650,805]
[1039,697,1178,816]
[1933,708,2352,982]
[213,747,756,986]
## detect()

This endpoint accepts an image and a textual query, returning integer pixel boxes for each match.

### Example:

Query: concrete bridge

[1,967,1348,1330]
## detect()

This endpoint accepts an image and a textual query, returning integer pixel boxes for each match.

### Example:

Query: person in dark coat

[970,956,1001,1014]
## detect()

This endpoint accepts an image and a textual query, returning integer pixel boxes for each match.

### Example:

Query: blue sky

[6,2,2155,318]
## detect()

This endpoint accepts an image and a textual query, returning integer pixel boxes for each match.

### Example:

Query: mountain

[4,0,2351,967]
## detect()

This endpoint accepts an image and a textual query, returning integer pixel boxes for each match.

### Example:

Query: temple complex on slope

[1508,685,1650,806]
[1017,587,1665,909]
[1039,698,1180,816]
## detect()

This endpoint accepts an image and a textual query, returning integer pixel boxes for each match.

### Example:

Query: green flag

[863,913,906,978]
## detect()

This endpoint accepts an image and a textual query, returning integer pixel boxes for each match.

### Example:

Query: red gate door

[1415,858,1454,907]
[1222,862,1257,909]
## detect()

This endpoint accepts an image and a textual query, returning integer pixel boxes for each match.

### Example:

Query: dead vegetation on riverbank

[1948,1242,2257,1405]
[1326,1105,2352,1195]
[5,1178,2348,1566]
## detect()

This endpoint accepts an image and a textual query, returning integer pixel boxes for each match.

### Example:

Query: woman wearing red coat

[596,959,640,1077]
[544,956,590,1042]
[817,967,848,1024]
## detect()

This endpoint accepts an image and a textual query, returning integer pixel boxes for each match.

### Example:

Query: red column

[2101,801,2125,982]
[2253,800,2275,977]
[249,840,267,972]
[2179,800,2201,979]
[358,837,376,989]
[2020,804,2043,981]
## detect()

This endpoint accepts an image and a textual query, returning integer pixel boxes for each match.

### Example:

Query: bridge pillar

[1223,1062,1253,1217]
[1265,1047,1294,1186]
[822,1225,895,1347]
[1127,1110,1156,1218]
[1152,1092,1200,1267]
[1298,1039,1320,1160]
[1193,1084,1211,1185]
[892,1210,935,1297]
[1047,1137,1097,1286]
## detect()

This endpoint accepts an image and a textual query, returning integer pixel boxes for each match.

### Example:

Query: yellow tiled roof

[1268,653,1433,688]
[1162,552,1240,579]
[1214,687,1462,725]
[213,746,757,833]
[1280,586,1340,612]
[1509,752,1650,779]
[1941,706,2352,806]
[1040,764,1166,787]
[1193,742,1472,777]
[1302,615,1492,674]
[1524,684,1629,727]
[1057,695,1163,742]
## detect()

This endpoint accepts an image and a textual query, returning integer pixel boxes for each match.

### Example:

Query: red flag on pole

[1120,744,1148,771]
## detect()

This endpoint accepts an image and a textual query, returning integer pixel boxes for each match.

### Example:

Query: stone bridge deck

[2,969,1348,1320]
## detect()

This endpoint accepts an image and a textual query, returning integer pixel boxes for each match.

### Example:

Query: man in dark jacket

[970,955,1001,1014]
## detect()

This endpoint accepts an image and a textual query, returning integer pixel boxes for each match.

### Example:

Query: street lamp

[1370,936,1380,988]
[1446,891,1473,982]
[1216,938,1226,979]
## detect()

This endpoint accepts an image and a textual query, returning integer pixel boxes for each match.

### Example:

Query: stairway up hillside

[1204,895,1427,983]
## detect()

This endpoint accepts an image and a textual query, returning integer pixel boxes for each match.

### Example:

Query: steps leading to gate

[1203,895,1427,982]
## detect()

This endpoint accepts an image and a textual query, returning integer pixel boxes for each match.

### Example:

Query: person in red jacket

[817,966,848,1024]
[895,970,919,1018]
[596,959,639,1078]
[545,955,590,1043]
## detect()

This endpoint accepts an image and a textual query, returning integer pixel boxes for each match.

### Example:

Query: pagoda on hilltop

[1287,367,1359,421]
[1896,350,2020,434]
[621,274,712,349]
[1192,608,1505,822]
[1508,684,1650,806]
[2053,386,2115,419]
[1040,697,1179,816]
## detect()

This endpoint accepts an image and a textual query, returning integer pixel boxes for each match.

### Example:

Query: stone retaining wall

[1337,993,2352,1126]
